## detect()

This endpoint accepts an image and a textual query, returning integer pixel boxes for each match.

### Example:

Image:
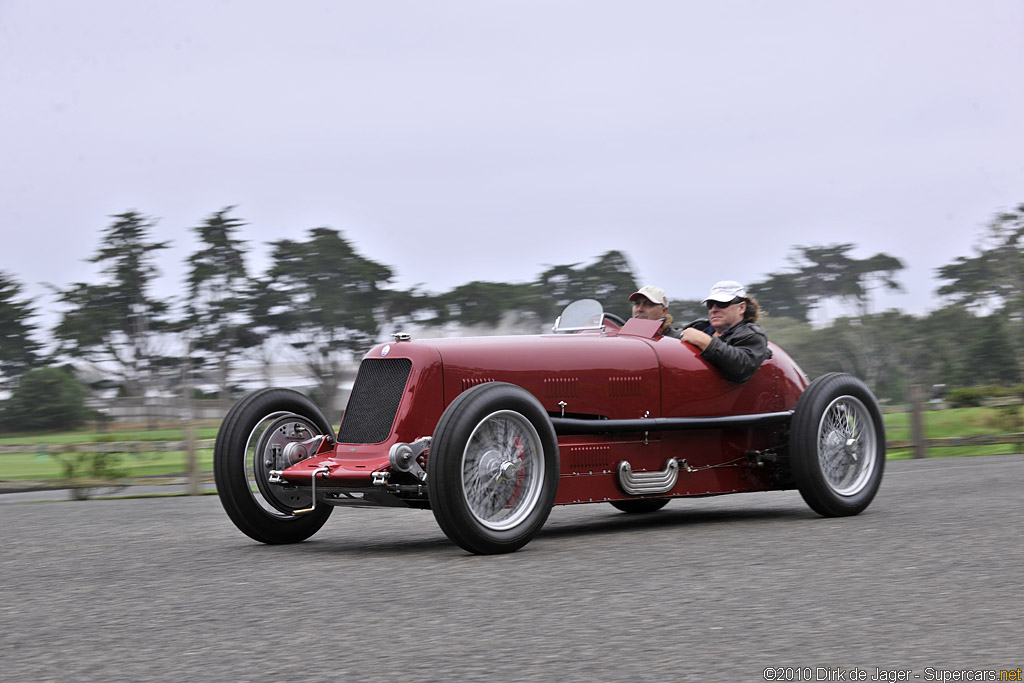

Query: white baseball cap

[701,280,747,305]
[629,285,669,307]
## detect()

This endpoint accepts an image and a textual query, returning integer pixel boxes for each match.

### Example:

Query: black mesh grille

[337,358,412,444]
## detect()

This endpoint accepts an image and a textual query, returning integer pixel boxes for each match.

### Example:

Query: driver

[680,280,770,383]
[629,285,683,339]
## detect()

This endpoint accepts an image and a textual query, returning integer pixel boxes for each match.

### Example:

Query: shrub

[945,387,987,408]
[0,366,89,431]
[52,433,129,500]
[987,404,1024,434]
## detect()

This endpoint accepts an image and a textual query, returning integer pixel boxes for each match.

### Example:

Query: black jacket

[683,319,771,383]
[660,314,684,339]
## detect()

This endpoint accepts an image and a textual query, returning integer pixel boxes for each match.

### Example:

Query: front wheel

[214,388,335,544]
[790,373,886,517]
[427,382,559,554]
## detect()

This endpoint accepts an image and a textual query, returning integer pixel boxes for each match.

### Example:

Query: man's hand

[681,327,712,351]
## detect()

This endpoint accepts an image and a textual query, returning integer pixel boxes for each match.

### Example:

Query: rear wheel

[428,383,559,554]
[214,388,335,544]
[790,373,885,517]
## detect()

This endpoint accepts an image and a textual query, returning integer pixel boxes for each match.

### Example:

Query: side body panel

[285,323,809,505]
[548,328,808,504]
[431,334,661,420]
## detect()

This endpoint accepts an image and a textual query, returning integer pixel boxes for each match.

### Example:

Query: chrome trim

[292,466,330,516]
[281,435,330,468]
[387,436,431,483]
[617,459,680,495]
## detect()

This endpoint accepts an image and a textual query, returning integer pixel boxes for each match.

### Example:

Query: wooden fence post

[180,357,199,496]
[186,423,198,495]
[910,384,926,459]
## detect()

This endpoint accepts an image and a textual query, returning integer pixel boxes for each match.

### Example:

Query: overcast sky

[2,1,1023,330]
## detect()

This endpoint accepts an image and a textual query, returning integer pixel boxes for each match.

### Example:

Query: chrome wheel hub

[816,396,877,497]
[461,410,544,531]
[246,412,321,516]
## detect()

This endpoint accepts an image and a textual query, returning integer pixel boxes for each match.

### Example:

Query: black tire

[427,382,559,555]
[214,388,335,544]
[610,498,670,514]
[790,373,886,517]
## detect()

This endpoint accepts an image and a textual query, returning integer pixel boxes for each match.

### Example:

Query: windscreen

[552,299,604,333]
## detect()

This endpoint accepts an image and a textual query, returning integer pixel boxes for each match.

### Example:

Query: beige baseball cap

[629,285,669,307]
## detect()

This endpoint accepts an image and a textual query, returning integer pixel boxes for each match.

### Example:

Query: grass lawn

[883,406,1024,458]
[0,423,219,481]
[0,449,216,481]
[0,424,220,445]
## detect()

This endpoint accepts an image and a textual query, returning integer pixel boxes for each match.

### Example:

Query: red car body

[282,317,805,502]
[215,302,885,554]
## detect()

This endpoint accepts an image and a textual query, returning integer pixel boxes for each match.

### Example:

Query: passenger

[629,285,683,339]
[680,280,771,383]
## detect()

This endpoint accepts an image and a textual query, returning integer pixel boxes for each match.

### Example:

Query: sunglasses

[706,298,741,310]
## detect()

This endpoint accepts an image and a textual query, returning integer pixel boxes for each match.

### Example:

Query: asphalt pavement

[2,454,1022,682]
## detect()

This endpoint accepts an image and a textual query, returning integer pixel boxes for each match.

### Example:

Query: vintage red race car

[214,299,886,554]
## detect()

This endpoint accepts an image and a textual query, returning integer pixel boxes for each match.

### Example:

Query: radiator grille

[337,358,412,444]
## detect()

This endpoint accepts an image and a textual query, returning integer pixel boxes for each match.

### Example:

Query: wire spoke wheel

[791,373,885,517]
[461,410,545,531]
[428,382,559,554]
[816,395,878,497]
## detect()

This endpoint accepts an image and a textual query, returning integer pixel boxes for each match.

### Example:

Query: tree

[0,271,41,387]
[751,244,905,322]
[183,207,261,397]
[936,203,1024,319]
[962,314,1022,386]
[820,312,925,400]
[936,204,1024,380]
[1,366,89,431]
[375,250,641,336]
[905,307,983,391]
[52,211,173,398]
[748,271,812,323]
[255,227,394,417]
[430,280,538,327]
[427,250,641,329]
[533,250,639,322]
